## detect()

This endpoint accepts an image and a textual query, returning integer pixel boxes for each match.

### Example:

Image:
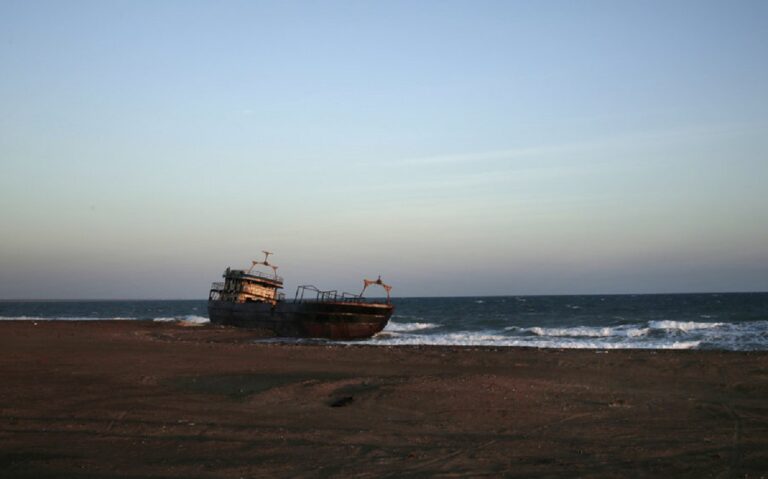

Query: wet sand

[1,321,767,478]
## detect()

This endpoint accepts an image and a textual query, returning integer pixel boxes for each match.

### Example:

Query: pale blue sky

[1,0,767,298]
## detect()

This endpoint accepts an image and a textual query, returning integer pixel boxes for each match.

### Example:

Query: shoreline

[1,320,767,477]
[0,318,756,352]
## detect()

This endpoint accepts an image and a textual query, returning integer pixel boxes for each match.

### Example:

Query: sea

[2,293,768,351]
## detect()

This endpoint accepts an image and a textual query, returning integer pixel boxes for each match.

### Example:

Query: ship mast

[361,275,392,303]
[247,250,279,278]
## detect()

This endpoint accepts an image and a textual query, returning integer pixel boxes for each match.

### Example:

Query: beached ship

[207,252,394,339]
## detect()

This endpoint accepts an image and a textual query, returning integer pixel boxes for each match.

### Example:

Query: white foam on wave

[182,315,210,324]
[372,331,509,346]
[367,331,701,350]
[153,315,209,324]
[0,316,53,320]
[367,319,768,351]
[649,320,724,332]
[675,320,768,351]
[383,321,439,333]
[513,325,649,338]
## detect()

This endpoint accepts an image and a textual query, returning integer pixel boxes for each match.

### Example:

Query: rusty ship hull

[207,300,394,340]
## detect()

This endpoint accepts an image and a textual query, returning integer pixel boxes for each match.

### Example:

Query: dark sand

[1,321,767,478]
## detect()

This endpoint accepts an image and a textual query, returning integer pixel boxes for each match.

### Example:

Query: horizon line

[1,290,767,302]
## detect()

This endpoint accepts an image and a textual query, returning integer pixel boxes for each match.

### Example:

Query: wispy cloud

[386,122,762,168]
[395,145,574,166]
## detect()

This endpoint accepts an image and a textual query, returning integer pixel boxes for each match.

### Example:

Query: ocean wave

[0,316,53,320]
[371,331,509,346]
[384,321,440,333]
[511,325,649,338]
[362,319,768,351]
[367,331,701,350]
[648,320,725,332]
[153,315,209,324]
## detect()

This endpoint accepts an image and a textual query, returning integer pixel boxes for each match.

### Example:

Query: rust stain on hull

[207,299,393,340]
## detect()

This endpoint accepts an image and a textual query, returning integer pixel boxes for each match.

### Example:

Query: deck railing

[241,270,284,283]
[293,285,384,304]
[211,282,382,304]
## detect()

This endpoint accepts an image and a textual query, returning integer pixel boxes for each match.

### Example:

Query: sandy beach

[1,320,767,478]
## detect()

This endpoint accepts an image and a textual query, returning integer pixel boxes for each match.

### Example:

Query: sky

[1,0,767,299]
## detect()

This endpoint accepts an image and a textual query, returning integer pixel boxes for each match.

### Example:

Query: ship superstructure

[211,252,284,305]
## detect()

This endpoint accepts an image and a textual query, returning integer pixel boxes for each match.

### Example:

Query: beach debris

[328,396,354,407]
